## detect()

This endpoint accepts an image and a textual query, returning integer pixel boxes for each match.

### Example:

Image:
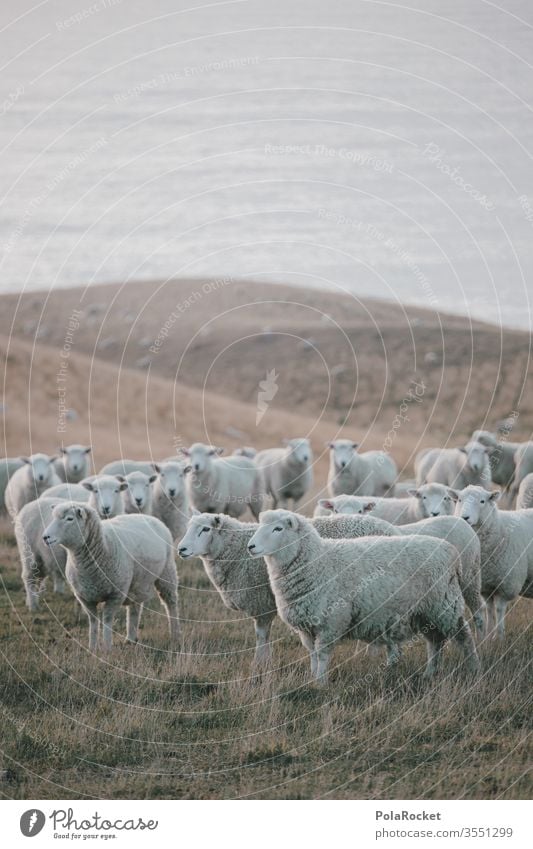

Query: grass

[0,516,530,800]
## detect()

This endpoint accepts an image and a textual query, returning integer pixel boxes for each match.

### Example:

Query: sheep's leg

[485,597,496,637]
[81,601,99,651]
[52,574,66,595]
[155,574,181,647]
[494,596,508,641]
[22,555,43,612]
[453,618,480,673]
[299,632,317,678]
[126,602,142,643]
[464,585,486,637]
[314,645,332,686]
[249,494,264,521]
[423,635,446,679]
[101,599,121,649]
[253,615,273,665]
[386,642,401,666]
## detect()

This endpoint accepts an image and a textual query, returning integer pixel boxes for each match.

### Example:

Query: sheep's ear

[48,455,59,462]
[183,465,192,474]
[213,515,222,528]
[152,463,161,473]
[212,446,224,456]
[148,474,158,483]
[318,499,334,510]
[363,502,376,513]
[285,514,299,530]
[20,457,30,464]
[407,488,419,498]
[489,490,501,501]
[191,507,201,516]
[325,441,335,449]
[75,506,85,520]
[81,480,94,492]
[118,481,129,492]
[60,447,67,455]
[179,448,191,457]
[447,488,459,501]
[459,446,468,454]
[116,475,125,482]
[84,446,92,454]
[351,442,359,450]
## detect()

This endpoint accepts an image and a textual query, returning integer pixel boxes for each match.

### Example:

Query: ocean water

[1,0,532,329]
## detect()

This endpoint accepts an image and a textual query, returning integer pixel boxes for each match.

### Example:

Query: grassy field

[0,514,530,801]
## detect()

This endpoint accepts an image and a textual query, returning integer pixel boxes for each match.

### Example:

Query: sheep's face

[182,443,223,473]
[82,476,126,518]
[122,472,156,510]
[43,503,87,546]
[61,444,91,474]
[285,438,312,465]
[155,462,186,499]
[454,486,499,527]
[328,440,358,471]
[411,484,456,518]
[460,441,488,474]
[178,514,222,558]
[317,496,374,515]
[25,453,56,484]
[248,509,300,557]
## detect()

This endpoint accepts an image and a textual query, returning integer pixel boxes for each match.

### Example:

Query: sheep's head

[42,502,89,546]
[152,462,187,499]
[327,439,358,471]
[248,509,303,557]
[60,444,91,474]
[408,483,457,518]
[178,512,223,558]
[284,437,312,465]
[459,441,489,474]
[23,453,58,484]
[180,443,224,473]
[317,496,374,515]
[454,485,499,527]
[119,471,156,510]
[82,475,126,518]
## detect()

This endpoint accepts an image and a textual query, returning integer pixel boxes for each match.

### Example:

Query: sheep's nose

[102,506,110,515]
[340,461,346,468]
[194,463,200,471]
[169,488,176,496]
[135,497,143,505]
[431,511,440,517]
[38,475,44,481]
[178,546,187,556]
[42,533,50,543]
[302,455,308,462]
[248,543,256,552]
[462,514,470,521]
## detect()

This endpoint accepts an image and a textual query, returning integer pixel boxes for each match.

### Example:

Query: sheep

[315,483,456,524]
[516,473,533,509]
[151,461,190,542]
[314,509,484,634]
[454,486,533,639]
[118,470,156,514]
[80,475,127,518]
[471,430,521,498]
[326,439,397,498]
[415,441,491,489]
[53,444,92,483]
[181,443,264,520]
[177,511,396,666]
[42,503,180,650]
[394,480,417,498]
[0,457,25,513]
[44,483,91,502]
[233,447,257,459]
[15,498,69,610]
[509,442,533,504]
[254,438,313,509]
[99,459,156,476]
[247,510,479,684]
[5,454,61,516]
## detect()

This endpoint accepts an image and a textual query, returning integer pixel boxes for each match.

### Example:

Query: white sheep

[5,454,61,516]
[509,442,533,504]
[44,483,91,502]
[516,472,533,509]
[80,475,127,518]
[99,459,156,476]
[177,510,395,666]
[248,510,479,684]
[0,457,25,513]
[42,502,180,650]
[316,483,456,524]
[471,430,521,498]
[326,439,397,498]
[53,444,92,483]
[151,461,190,542]
[415,441,491,489]
[454,486,533,639]
[254,438,313,509]
[118,470,157,514]
[15,498,69,610]
[232,447,257,459]
[181,443,264,519]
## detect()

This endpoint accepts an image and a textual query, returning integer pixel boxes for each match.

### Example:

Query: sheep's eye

[273,526,283,532]
[202,526,211,533]
[66,516,74,522]
[480,500,485,504]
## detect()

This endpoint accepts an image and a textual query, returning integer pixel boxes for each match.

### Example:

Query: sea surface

[1,0,533,329]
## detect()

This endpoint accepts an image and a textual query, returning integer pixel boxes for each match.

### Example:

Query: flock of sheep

[1,428,532,685]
